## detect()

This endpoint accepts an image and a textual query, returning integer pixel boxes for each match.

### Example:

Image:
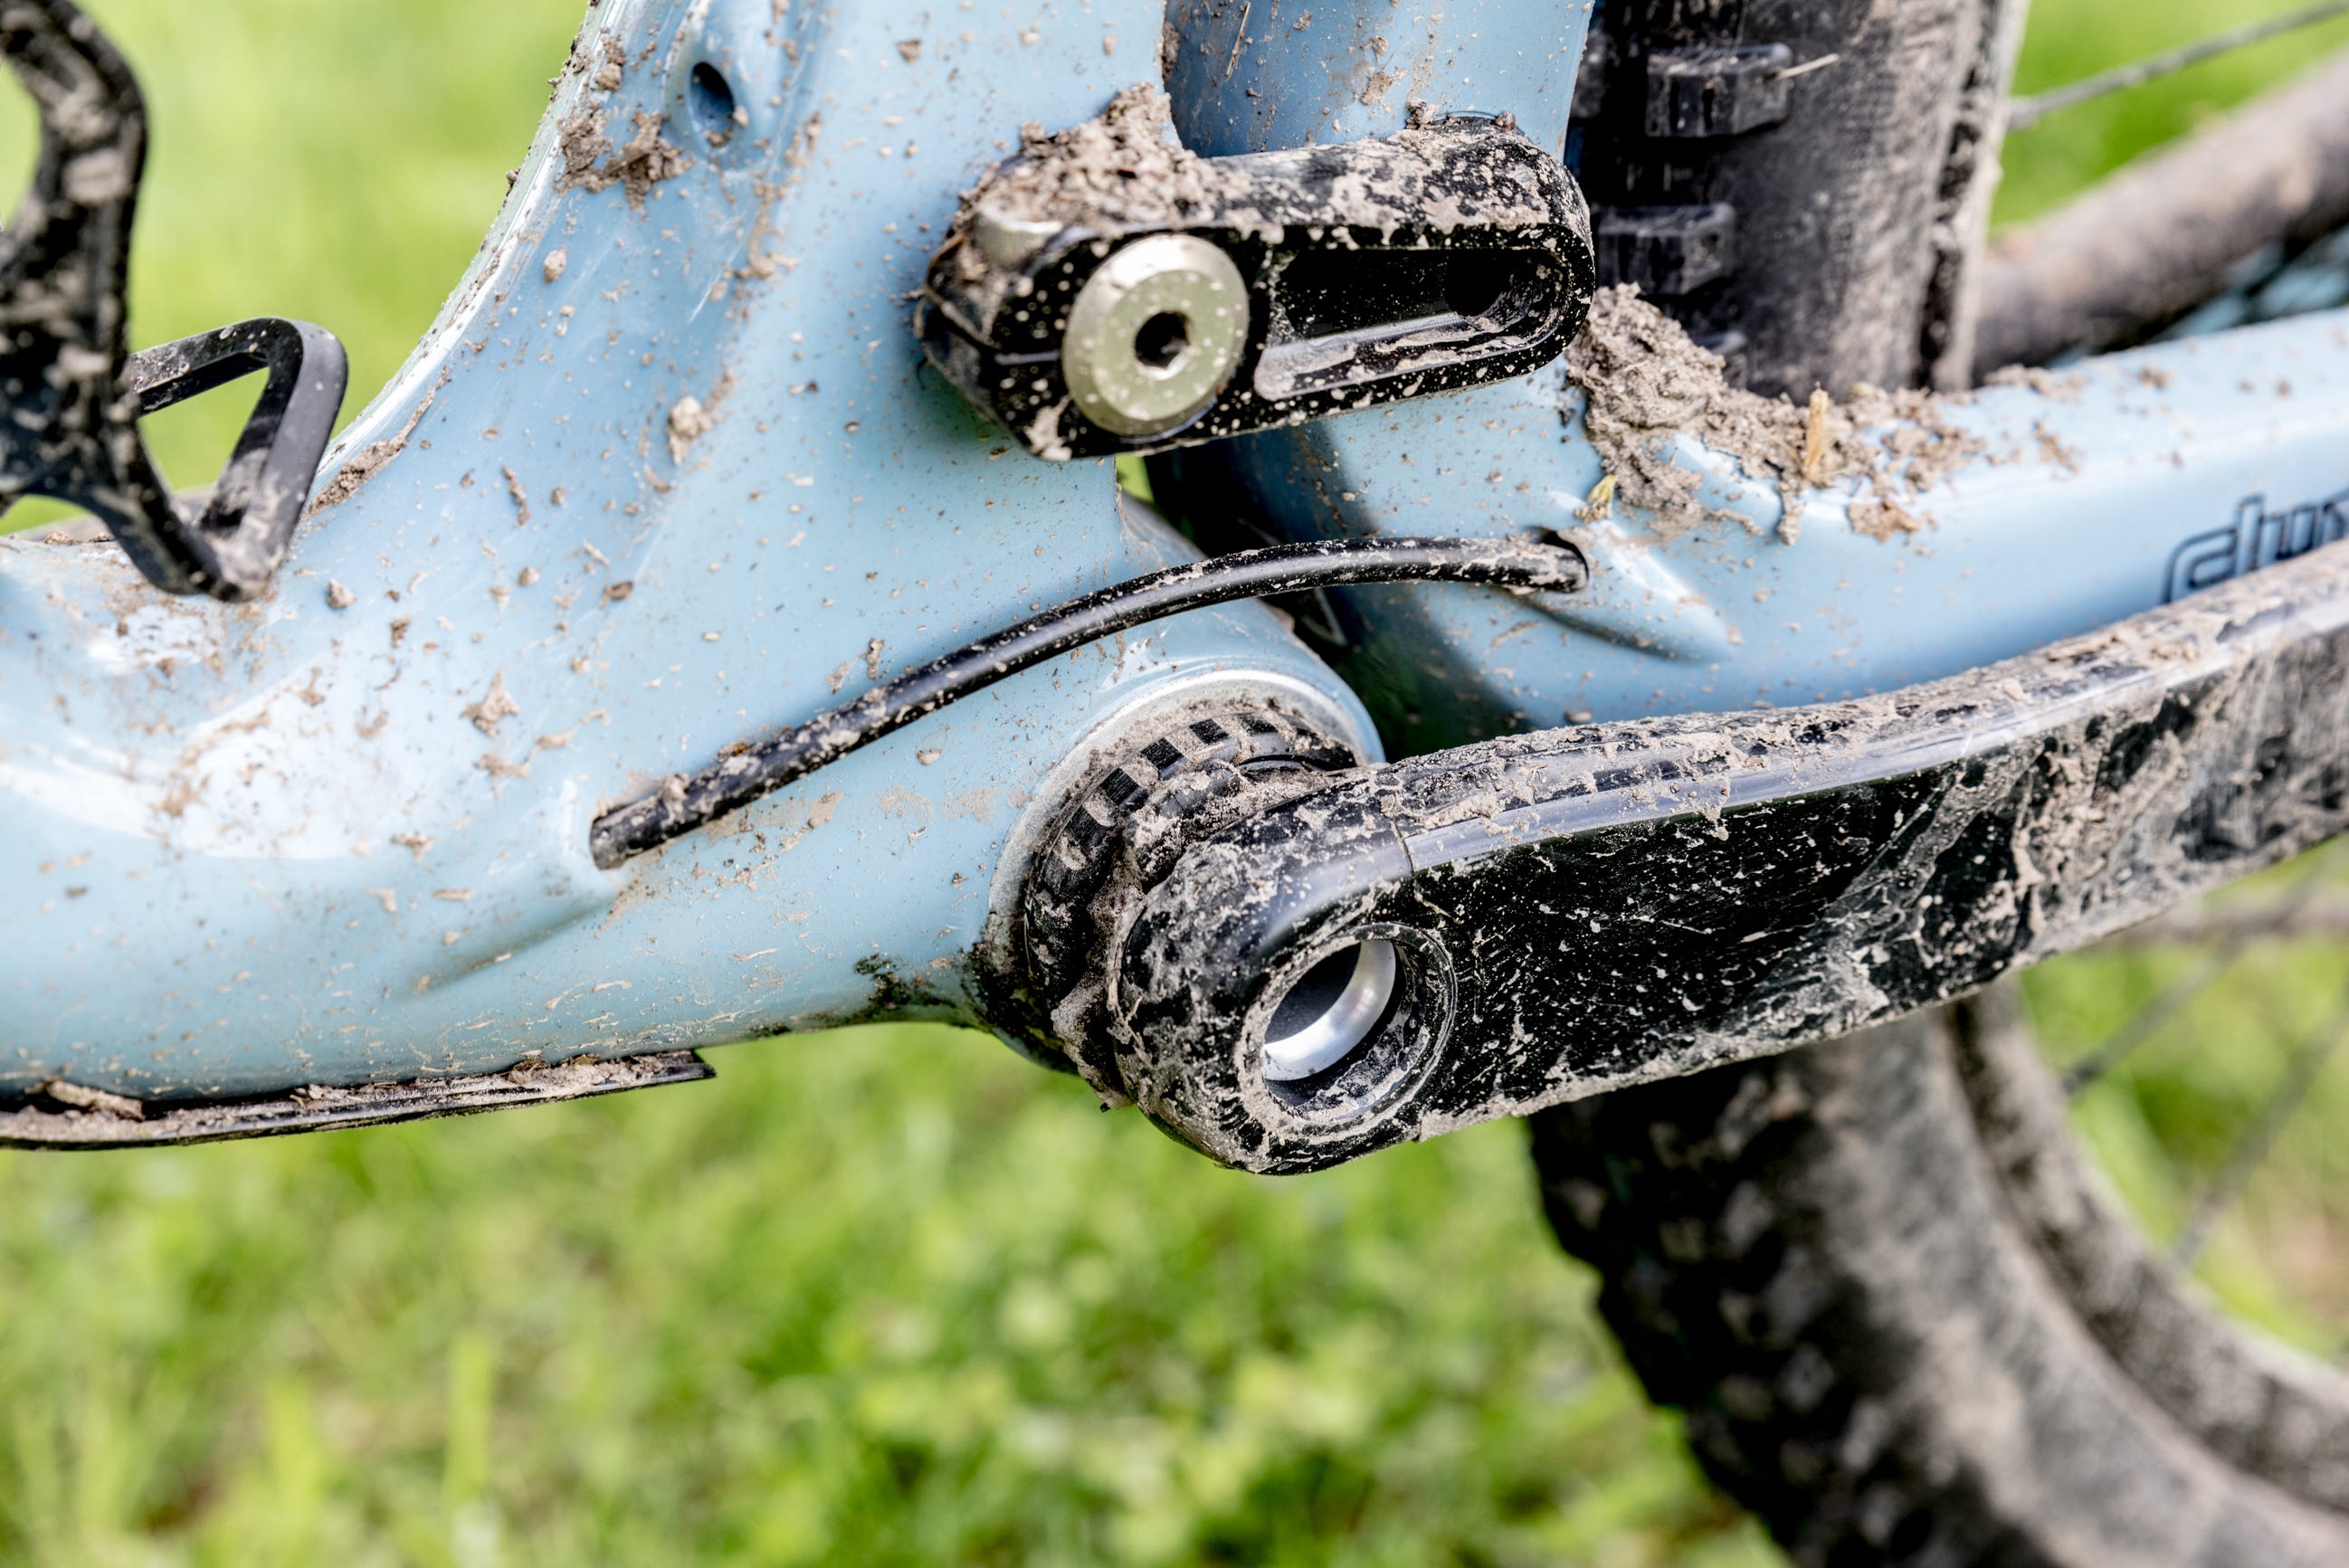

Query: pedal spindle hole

[1253,928,1453,1128]
[1262,938,1399,1081]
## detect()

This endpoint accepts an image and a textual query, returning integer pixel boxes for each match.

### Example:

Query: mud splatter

[954,81,1552,261]
[592,37,625,91]
[558,108,613,183]
[1986,364,2085,401]
[971,84,1232,236]
[305,366,451,518]
[461,670,519,736]
[667,397,712,461]
[1565,287,1987,543]
[501,465,532,526]
[38,1079,143,1120]
[559,108,690,209]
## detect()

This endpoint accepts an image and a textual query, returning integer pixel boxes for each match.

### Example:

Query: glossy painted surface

[0,0,1369,1098]
[1189,318,2349,748]
[1172,4,2349,749]
[1,0,2344,1103]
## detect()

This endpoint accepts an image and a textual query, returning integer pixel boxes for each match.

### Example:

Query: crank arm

[918,91,1595,459]
[1033,543,2349,1174]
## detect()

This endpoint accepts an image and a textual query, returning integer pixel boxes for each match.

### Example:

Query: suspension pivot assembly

[917,88,1596,460]
[1021,546,2349,1174]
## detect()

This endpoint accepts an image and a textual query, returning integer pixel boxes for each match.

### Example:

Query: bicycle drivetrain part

[0,0,347,599]
[1015,541,2349,1173]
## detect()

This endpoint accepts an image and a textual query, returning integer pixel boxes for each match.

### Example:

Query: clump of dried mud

[977,83,1232,232]
[956,82,1553,253]
[555,36,689,212]
[1566,287,1985,544]
[305,366,451,518]
[560,107,691,209]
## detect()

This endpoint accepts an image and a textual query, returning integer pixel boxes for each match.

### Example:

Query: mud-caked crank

[1004,543,2349,1174]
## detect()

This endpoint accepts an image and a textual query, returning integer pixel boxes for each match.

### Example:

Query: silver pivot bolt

[1060,234,1249,438]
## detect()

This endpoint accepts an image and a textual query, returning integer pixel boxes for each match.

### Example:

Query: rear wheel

[1534,976,2349,1566]
[1536,5,2349,1562]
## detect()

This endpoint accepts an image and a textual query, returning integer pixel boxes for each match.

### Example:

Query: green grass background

[1,2,2344,1563]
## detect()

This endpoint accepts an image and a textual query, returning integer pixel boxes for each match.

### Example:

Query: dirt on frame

[1566,286,1991,544]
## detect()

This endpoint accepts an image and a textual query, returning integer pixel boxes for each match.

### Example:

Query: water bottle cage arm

[917,90,1597,461]
[0,0,346,601]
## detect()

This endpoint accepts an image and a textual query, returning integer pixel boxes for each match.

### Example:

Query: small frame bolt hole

[1132,310,1192,374]
[688,62,737,138]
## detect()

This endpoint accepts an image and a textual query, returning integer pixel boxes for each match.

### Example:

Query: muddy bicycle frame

[3,0,2346,1157]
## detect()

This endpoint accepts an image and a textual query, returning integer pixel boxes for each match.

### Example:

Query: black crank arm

[1098,543,2349,1174]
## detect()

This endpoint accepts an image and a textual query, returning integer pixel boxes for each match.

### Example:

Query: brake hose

[587,535,1587,867]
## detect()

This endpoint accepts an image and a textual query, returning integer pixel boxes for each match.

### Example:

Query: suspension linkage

[1033,544,2349,1175]
[917,90,1597,461]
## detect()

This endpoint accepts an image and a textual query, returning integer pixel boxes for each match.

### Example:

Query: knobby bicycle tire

[1533,3,2349,1562]
[1533,991,2349,1566]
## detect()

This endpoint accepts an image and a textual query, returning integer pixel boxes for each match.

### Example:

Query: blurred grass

[0,1032,1772,1566]
[1996,0,2349,225]
[2022,851,2349,1361]
[0,0,582,534]
[1,2,2344,1563]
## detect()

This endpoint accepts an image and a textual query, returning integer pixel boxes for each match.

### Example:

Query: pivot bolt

[1060,234,1248,438]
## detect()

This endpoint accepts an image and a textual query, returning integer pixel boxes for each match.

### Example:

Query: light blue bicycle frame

[2,0,2344,1108]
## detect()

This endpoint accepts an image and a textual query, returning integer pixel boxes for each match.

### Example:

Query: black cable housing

[588,535,1586,867]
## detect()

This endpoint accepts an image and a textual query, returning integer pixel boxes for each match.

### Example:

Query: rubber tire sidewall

[1531,993,2349,1568]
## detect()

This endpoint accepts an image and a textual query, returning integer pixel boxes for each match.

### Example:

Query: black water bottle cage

[0,0,345,600]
